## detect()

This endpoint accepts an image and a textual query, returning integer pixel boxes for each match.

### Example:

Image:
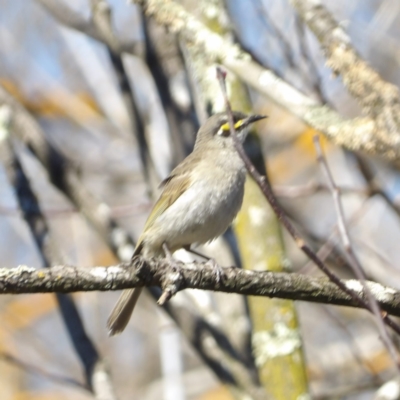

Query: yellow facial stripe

[221,119,244,131]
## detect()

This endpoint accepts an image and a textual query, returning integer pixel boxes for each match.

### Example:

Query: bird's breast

[143,160,246,253]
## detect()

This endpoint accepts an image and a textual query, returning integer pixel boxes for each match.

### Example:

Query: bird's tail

[107,287,143,336]
[107,244,144,336]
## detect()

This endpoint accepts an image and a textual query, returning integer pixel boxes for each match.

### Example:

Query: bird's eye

[217,119,244,137]
[217,125,230,137]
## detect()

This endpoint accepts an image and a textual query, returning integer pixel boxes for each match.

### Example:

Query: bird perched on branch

[107,111,266,335]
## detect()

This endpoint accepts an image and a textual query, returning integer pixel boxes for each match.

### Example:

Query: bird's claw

[206,258,224,285]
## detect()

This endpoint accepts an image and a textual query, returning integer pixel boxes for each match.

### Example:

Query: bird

[107,111,266,335]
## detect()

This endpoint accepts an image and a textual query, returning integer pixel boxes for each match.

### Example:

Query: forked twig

[0,351,86,389]
[313,134,400,367]
[215,67,400,367]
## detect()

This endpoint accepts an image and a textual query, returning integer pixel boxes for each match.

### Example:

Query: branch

[273,181,368,198]
[313,134,400,367]
[291,0,400,123]
[134,0,400,163]
[36,0,143,56]
[0,85,261,396]
[216,67,400,341]
[0,84,136,261]
[290,0,400,160]
[0,351,86,390]
[90,0,156,196]
[142,14,197,162]
[0,105,117,399]
[2,261,400,316]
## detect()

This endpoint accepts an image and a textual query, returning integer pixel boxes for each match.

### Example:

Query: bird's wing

[135,153,200,251]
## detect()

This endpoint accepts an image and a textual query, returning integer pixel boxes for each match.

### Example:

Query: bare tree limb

[0,351,86,390]
[0,84,136,261]
[90,0,157,197]
[216,67,400,339]
[142,13,198,163]
[36,0,143,56]
[273,181,367,198]
[313,134,400,368]
[0,105,117,399]
[300,198,371,274]
[2,261,400,317]
[134,0,400,163]
[0,83,262,396]
[291,0,400,132]
[290,0,400,161]
[355,155,400,220]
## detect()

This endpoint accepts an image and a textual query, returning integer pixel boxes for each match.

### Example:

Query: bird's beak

[220,114,267,132]
[233,114,267,142]
[235,115,267,142]
[243,114,267,126]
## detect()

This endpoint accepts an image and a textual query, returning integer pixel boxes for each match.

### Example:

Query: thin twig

[294,14,328,104]
[321,306,384,379]
[215,66,400,339]
[250,0,296,69]
[0,85,262,396]
[274,181,367,198]
[135,0,400,163]
[313,134,400,367]
[0,351,87,390]
[356,155,400,219]
[300,198,372,274]
[142,15,197,162]
[0,107,117,397]
[36,0,142,56]
[90,0,156,197]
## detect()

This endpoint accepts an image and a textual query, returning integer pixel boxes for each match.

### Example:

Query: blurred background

[1,0,400,399]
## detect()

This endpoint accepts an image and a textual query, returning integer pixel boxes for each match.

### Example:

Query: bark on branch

[36,0,143,56]
[291,0,400,121]
[134,0,400,163]
[3,259,400,316]
[291,0,400,159]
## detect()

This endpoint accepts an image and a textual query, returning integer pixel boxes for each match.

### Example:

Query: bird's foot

[159,243,184,305]
[162,242,175,263]
[183,245,210,261]
[206,257,224,286]
[183,245,224,285]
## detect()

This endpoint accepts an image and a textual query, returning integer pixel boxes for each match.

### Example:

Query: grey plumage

[107,111,266,335]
